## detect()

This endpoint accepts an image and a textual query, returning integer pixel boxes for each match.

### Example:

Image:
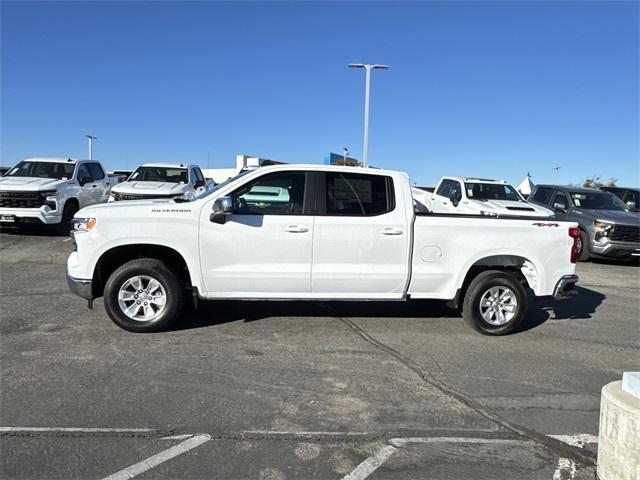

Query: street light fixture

[348,63,389,168]
[85,134,97,160]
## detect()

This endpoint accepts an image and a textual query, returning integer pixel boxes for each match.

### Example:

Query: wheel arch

[449,254,538,309]
[92,243,192,298]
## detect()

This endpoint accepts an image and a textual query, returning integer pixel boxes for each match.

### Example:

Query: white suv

[108,163,209,202]
[0,157,111,232]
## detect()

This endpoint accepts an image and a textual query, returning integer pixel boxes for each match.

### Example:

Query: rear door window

[325,172,394,216]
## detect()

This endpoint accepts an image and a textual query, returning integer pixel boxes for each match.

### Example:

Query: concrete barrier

[597,379,640,480]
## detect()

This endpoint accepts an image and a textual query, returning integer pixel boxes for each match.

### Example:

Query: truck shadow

[519,286,606,332]
[175,286,606,334]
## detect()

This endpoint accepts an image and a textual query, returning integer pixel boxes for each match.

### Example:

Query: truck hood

[465,199,553,217]
[111,181,189,195]
[0,176,68,191]
[574,208,640,225]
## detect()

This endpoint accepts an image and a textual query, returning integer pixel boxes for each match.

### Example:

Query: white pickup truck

[67,164,580,335]
[413,176,552,217]
[108,163,210,202]
[0,157,112,232]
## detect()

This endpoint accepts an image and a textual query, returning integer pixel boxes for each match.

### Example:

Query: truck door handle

[380,227,403,235]
[283,225,309,233]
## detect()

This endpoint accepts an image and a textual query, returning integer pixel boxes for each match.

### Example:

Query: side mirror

[627,200,635,209]
[210,196,233,224]
[449,191,462,207]
[79,175,93,186]
[194,179,205,188]
[553,201,567,212]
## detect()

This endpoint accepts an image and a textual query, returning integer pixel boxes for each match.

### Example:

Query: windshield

[465,182,522,201]
[5,161,76,180]
[129,166,188,183]
[569,192,628,211]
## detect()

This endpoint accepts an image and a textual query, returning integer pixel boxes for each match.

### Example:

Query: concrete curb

[597,380,640,480]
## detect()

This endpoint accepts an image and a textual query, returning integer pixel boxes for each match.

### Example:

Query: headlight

[72,217,97,233]
[594,220,613,231]
[480,210,498,217]
[40,190,58,209]
[594,220,613,241]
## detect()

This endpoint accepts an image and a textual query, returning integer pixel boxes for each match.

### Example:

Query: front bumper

[591,240,640,258]
[66,270,93,300]
[0,207,62,225]
[553,274,579,299]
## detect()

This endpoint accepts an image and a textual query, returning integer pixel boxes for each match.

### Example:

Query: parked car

[529,184,640,261]
[107,163,208,202]
[107,170,133,185]
[413,176,552,217]
[600,186,640,213]
[68,164,579,335]
[0,157,111,232]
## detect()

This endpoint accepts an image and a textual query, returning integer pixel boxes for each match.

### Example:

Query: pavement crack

[323,306,596,468]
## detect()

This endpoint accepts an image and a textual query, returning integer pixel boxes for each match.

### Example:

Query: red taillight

[569,227,580,263]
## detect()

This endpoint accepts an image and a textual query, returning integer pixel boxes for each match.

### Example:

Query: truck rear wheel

[103,258,185,332]
[462,270,527,335]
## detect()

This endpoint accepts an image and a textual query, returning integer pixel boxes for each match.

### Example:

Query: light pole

[85,134,97,160]
[348,63,388,168]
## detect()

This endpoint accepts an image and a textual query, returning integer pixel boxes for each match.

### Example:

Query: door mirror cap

[79,176,93,186]
[449,191,462,207]
[553,202,567,212]
[210,196,233,224]
[194,179,206,188]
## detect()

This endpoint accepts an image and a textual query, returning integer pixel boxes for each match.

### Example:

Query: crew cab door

[431,179,460,213]
[199,170,314,297]
[75,163,101,207]
[311,172,410,298]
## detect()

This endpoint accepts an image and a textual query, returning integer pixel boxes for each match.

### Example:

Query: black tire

[57,201,78,235]
[577,230,590,262]
[462,270,528,335]
[103,258,185,332]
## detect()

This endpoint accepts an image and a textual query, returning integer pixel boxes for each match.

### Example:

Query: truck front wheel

[103,258,185,332]
[462,270,527,335]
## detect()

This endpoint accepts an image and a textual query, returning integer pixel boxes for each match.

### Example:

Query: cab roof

[139,162,191,169]
[24,157,80,164]
[240,163,407,177]
[444,176,508,184]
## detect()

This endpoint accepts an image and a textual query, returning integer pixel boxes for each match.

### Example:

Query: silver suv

[529,185,640,261]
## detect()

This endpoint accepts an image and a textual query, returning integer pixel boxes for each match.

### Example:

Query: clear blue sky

[1,1,638,187]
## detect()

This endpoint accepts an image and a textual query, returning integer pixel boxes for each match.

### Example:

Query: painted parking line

[0,427,157,433]
[102,433,211,480]
[341,434,597,480]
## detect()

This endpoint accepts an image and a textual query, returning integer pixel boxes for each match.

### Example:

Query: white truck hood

[0,176,68,191]
[465,199,553,217]
[111,181,189,195]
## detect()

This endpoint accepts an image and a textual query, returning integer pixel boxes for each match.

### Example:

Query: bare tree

[582,176,618,188]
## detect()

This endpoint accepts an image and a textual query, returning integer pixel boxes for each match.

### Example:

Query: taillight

[569,227,580,263]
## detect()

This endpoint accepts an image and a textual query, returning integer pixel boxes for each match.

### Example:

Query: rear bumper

[553,274,579,299]
[67,271,93,300]
[0,207,61,225]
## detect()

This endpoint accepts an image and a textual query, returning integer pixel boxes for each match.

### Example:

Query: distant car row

[412,176,639,261]
[0,157,215,231]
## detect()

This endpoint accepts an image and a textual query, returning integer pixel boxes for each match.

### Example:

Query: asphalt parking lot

[1,228,638,480]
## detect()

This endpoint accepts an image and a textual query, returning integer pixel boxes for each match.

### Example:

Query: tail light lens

[569,227,581,263]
